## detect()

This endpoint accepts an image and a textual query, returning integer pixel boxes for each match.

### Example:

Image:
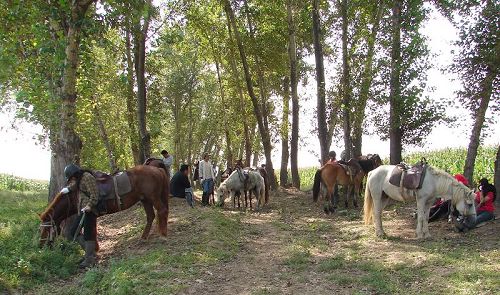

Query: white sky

[0,8,498,180]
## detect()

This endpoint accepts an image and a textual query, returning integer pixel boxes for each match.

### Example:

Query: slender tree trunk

[494,145,500,206]
[133,0,153,164]
[341,0,352,160]
[389,0,403,165]
[280,77,290,187]
[125,26,140,165]
[213,50,233,168]
[224,0,277,189]
[287,0,300,188]
[352,1,383,157]
[93,102,117,172]
[225,13,252,167]
[312,0,329,164]
[463,67,494,183]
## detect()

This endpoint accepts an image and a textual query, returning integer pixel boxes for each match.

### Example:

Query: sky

[0,7,498,181]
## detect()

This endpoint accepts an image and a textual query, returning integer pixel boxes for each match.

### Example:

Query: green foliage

[0,191,81,291]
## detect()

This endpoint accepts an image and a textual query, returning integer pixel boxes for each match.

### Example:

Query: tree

[450,0,499,183]
[280,77,290,187]
[287,0,300,188]
[223,0,278,189]
[495,145,500,205]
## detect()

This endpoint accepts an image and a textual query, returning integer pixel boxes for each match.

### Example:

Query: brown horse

[39,165,169,247]
[312,163,364,214]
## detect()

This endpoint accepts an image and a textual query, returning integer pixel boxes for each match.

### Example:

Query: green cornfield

[277,146,498,190]
[0,174,48,192]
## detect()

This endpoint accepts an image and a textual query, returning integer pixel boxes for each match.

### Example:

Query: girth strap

[112,176,122,211]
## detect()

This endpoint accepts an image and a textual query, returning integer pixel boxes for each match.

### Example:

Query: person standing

[199,153,216,206]
[170,164,195,207]
[161,150,173,177]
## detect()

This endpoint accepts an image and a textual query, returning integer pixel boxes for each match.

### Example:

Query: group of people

[169,152,217,207]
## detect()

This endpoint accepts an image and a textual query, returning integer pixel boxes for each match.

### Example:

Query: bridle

[39,213,59,245]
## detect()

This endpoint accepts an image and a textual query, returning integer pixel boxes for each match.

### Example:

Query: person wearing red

[474,178,496,226]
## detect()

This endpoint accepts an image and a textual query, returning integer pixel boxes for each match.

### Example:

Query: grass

[0,174,48,192]
[0,190,81,292]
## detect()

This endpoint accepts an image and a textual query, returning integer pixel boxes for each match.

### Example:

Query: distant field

[279,146,497,190]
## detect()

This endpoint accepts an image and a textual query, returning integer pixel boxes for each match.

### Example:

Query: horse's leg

[353,182,360,208]
[423,201,432,239]
[417,196,433,239]
[373,193,389,237]
[141,200,155,239]
[152,197,168,237]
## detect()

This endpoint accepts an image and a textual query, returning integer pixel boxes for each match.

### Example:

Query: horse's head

[215,183,228,206]
[38,190,78,247]
[452,186,476,230]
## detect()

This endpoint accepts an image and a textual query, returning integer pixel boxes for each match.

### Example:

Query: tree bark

[340,0,352,160]
[48,0,95,200]
[133,0,153,164]
[125,26,140,165]
[389,0,403,165]
[463,67,494,184]
[494,145,500,206]
[280,77,290,187]
[351,1,383,157]
[287,0,300,188]
[224,0,278,189]
[312,0,329,164]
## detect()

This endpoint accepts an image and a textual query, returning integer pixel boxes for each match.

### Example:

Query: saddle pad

[115,172,132,196]
[389,166,403,187]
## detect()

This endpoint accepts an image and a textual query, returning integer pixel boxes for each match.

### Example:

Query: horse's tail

[159,169,170,215]
[312,168,322,202]
[363,173,373,225]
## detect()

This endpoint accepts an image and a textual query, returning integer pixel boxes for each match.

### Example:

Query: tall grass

[277,146,497,190]
[0,174,48,192]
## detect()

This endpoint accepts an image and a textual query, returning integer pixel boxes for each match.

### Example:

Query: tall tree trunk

[48,0,94,200]
[213,49,233,168]
[463,67,494,183]
[133,0,153,164]
[494,144,500,206]
[224,0,278,189]
[287,0,300,188]
[389,0,403,165]
[312,0,329,164]
[352,1,383,157]
[93,101,117,172]
[125,26,140,165]
[341,0,352,160]
[280,77,290,187]
[225,13,252,167]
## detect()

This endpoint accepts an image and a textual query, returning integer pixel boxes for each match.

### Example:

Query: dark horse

[39,165,169,247]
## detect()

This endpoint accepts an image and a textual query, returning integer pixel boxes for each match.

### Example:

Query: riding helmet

[328,151,336,159]
[64,164,81,181]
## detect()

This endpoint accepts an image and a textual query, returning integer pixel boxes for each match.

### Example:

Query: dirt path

[42,188,500,295]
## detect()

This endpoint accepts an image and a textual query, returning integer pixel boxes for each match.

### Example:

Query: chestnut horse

[39,165,169,247]
[312,164,364,214]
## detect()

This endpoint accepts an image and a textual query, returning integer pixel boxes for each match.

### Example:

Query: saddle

[337,159,362,177]
[93,171,132,212]
[388,158,428,190]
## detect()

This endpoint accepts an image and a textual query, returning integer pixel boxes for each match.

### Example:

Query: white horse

[215,169,266,210]
[363,165,476,239]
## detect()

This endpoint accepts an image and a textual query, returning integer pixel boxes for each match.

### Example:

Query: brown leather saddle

[338,159,363,176]
[93,171,132,212]
[388,158,428,190]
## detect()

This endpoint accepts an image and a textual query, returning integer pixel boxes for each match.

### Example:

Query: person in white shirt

[161,150,173,177]
[199,153,215,206]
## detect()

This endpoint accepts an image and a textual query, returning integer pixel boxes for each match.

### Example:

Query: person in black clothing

[170,164,195,207]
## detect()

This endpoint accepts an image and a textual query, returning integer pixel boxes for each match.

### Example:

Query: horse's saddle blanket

[93,171,132,201]
[388,160,427,190]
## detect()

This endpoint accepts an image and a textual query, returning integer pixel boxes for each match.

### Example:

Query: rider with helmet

[326,151,337,165]
[60,164,99,268]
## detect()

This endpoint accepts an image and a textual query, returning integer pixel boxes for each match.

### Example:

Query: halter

[39,213,59,245]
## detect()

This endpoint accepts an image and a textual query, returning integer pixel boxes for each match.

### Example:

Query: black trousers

[69,211,97,241]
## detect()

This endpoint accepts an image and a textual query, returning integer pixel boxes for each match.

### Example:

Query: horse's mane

[427,166,474,203]
[40,193,67,221]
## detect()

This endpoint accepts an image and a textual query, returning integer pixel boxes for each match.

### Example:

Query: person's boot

[79,241,97,269]
[202,192,208,206]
